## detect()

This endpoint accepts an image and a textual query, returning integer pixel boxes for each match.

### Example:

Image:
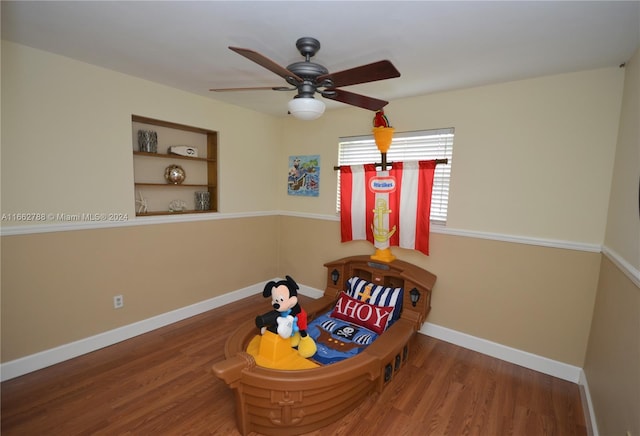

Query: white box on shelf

[168,145,198,157]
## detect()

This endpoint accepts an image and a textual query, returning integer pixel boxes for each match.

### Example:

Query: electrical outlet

[113,295,124,309]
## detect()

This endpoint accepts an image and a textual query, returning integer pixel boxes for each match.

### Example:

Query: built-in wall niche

[131,115,217,216]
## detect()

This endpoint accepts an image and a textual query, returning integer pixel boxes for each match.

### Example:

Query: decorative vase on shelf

[138,129,158,153]
[195,191,211,211]
[164,164,186,184]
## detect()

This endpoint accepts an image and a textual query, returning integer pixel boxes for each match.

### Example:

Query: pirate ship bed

[212,255,436,436]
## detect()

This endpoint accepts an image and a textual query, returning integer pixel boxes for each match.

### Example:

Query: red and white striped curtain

[340,160,437,255]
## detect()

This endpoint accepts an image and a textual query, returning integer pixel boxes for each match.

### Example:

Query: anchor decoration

[371,198,397,243]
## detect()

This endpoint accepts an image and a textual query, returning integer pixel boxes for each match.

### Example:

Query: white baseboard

[0,280,325,382]
[298,284,325,299]
[579,369,600,436]
[420,322,582,383]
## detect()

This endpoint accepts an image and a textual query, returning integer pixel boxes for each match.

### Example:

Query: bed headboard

[323,255,437,328]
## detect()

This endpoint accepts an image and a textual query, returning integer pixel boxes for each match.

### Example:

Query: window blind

[337,128,454,223]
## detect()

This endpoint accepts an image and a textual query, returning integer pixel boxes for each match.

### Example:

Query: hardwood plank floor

[1,294,587,435]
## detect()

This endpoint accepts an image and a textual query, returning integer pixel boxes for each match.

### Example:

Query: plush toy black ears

[263,275,299,298]
[262,281,276,298]
[284,275,299,294]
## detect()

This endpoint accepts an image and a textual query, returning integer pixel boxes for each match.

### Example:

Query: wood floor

[1,294,587,435]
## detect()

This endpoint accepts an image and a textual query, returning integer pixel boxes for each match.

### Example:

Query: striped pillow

[345,276,403,322]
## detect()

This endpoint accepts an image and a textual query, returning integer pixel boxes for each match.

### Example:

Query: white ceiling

[3,1,639,117]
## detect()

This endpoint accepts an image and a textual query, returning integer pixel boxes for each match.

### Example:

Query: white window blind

[337,128,454,224]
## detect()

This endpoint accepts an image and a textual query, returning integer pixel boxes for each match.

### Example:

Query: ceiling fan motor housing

[286,61,330,98]
[286,61,328,79]
[287,37,332,98]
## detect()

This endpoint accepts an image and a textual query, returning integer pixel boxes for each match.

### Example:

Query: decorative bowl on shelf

[164,164,186,184]
[169,200,187,212]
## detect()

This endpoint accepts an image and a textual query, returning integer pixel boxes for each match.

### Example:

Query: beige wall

[585,257,640,435]
[603,50,640,269]
[584,47,640,436]
[1,216,280,361]
[0,36,628,391]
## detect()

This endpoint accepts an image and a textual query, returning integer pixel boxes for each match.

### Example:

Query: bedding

[309,277,404,365]
[308,308,380,365]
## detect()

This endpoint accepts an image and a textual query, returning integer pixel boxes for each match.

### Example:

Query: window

[337,128,454,224]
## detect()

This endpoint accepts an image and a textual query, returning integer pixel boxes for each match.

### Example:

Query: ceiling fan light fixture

[288,97,325,120]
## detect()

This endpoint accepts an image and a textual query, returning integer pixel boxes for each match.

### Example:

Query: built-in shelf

[132,115,218,216]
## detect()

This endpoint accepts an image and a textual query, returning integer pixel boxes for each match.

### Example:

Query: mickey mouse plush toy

[255,275,317,358]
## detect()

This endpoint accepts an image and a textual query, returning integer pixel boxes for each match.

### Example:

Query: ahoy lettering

[335,296,391,328]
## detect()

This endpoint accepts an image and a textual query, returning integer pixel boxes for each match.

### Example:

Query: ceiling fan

[210,37,401,120]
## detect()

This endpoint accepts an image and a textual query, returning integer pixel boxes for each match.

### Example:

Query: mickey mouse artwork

[255,276,317,359]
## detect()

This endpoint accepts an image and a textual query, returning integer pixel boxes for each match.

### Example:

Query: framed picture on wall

[288,155,320,197]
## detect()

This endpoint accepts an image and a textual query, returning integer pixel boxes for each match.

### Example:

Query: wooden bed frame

[211,255,436,435]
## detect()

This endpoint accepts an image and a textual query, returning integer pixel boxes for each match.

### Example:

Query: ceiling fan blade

[229,47,302,83]
[323,89,388,111]
[210,86,293,92]
[317,60,400,88]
